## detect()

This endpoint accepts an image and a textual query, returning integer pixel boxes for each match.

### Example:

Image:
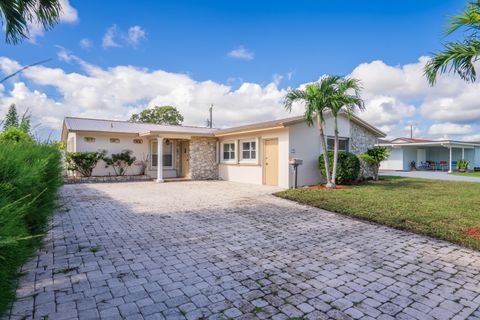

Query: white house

[379,138,480,172]
[61,113,385,188]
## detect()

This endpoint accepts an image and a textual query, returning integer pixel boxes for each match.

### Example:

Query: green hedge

[319,151,360,184]
[0,143,62,316]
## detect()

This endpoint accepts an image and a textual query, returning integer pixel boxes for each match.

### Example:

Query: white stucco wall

[288,116,351,187]
[380,148,404,170]
[218,129,290,188]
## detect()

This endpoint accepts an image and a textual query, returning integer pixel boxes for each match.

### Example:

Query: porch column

[448,146,452,173]
[156,136,164,183]
[462,148,465,159]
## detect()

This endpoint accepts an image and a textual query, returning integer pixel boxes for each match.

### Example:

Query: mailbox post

[289,158,303,188]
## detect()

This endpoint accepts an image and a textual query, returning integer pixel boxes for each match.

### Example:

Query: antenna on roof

[206,104,213,128]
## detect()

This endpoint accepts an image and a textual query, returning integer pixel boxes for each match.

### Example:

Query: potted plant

[457,159,470,173]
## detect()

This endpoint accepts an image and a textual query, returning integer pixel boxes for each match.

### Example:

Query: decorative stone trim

[64,175,152,184]
[350,122,379,155]
[189,137,218,180]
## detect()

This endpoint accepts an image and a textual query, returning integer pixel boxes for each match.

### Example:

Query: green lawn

[275,176,480,250]
[453,171,480,177]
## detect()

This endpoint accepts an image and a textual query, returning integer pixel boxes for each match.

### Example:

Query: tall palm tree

[284,76,340,188]
[328,77,364,188]
[424,0,480,85]
[0,0,61,44]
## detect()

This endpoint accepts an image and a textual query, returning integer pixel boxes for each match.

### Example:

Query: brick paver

[6,181,480,320]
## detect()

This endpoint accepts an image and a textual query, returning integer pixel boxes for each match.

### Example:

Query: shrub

[65,151,105,177]
[0,143,62,316]
[103,150,137,176]
[359,146,389,180]
[319,151,360,184]
[0,127,34,144]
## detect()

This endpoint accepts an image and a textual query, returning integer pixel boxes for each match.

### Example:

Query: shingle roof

[64,117,216,135]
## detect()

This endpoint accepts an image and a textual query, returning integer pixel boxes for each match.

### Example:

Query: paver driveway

[7,181,480,320]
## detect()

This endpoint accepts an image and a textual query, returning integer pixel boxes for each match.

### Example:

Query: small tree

[65,151,106,177]
[3,104,19,131]
[130,106,184,125]
[0,127,34,144]
[103,150,136,176]
[359,146,389,180]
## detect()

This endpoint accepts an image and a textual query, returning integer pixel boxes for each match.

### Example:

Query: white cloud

[462,134,480,142]
[80,38,93,49]
[228,46,254,61]
[126,26,146,46]
[27,0,78,42]
[102,25,147,49]
[102,25,121,48]
[428,123,473,135]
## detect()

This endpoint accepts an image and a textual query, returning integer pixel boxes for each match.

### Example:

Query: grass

[453,171,480,177]
[275,176,480,250]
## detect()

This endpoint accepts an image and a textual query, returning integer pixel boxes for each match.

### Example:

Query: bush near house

[65,151,105,177]
[103,150,136,176]
[319,151,360,184]
[0,143,62,316]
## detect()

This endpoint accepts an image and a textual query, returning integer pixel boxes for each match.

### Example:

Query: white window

[327,137,349,152]
[83,137,95,143]
[240,140,257,161]
[151,140,174,168]
[110,138,120,143]
[222,142,235,161]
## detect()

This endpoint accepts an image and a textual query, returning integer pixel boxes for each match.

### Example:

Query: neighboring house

[61,113,385,188]
[379,138,480,172]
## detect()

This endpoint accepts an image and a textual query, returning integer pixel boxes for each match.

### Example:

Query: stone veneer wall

[189,137,218,180]
[350,122,379,155]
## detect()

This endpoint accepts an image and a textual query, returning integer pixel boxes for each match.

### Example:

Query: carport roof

[378,140,480,148]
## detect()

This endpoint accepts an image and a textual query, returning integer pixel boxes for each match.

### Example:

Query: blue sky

[1,0,479,140]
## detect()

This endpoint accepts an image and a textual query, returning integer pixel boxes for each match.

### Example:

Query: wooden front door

[181,141,190,178]
[263,139,278,186]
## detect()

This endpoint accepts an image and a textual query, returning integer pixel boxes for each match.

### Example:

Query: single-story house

[61,113,385,188]
[379,138,480,172]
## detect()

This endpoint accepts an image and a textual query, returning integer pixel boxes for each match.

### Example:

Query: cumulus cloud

[428,123,473,135]
[0,55,296,139]
[102,25,121,48]
[27,0,78,42]
[126,26,146,46]
[79,38,92,49]
[228,46,254,61]
[102,25,147,49]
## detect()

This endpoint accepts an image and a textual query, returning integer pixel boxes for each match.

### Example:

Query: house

[378,138,480,172]
[61,113,385,188]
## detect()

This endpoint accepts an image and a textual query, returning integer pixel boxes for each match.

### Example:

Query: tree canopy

[130,106,184,126]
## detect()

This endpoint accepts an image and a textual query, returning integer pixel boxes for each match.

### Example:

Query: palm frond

[424,37,480,85]
[446,1,480,36]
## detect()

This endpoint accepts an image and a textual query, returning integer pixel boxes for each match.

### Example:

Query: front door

[263,139,278,186]
[417,149,426,165]
[181,141,190,178]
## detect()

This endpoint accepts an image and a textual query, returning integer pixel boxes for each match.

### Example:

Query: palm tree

[284,77,340,188]
[328,77,364,188]
[424,0,480,85]
[0,0,61,44]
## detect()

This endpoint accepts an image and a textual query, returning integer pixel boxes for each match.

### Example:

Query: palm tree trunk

[316,113,332,187]
[331,115,339,188]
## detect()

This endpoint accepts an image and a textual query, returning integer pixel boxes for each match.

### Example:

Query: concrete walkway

[380,170,480,183]
[7,181,480,320]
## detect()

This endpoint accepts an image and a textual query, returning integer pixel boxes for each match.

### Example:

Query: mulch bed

[463,228,480,240]
[304,184,350,190]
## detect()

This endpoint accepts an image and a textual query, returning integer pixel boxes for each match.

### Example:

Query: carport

[378,140,480,172]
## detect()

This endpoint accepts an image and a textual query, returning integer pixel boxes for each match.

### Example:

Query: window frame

[83,137,95,143]
[239,139,257,163]
[109,138,120,144]
[150,140,175,169]
[327,136,349,152]
[221,141,236,163]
